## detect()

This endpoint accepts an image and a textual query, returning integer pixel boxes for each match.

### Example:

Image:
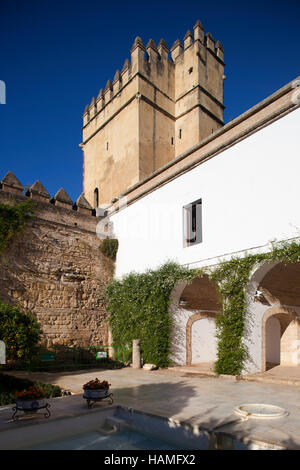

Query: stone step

[166,366,217,376]
[240,374,300,387]
[165,366,300,386]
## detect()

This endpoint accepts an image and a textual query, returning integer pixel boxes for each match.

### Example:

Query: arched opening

[187,313,218,365]
[262,306,299,371]
[94,188,99,209]
[258,261,300,308]
[265,316,281,368]
[169,275,221,368]
[258,261,300,372]
[246,259,300,374]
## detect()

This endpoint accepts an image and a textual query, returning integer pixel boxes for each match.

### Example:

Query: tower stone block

[81,22,225,207]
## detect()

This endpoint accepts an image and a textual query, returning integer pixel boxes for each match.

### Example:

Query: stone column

[108,327,114,360]
[0,340,6,364]
[132,339,141,369]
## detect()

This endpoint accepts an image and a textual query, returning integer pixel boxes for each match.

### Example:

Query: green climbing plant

[0,300,42,362]
[0,199,35,255]
[106,261,201,367]
[210,239,300,375]
[106,239,300,375]
[99,238,119,260]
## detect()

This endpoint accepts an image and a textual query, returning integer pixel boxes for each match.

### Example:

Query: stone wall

[0,188,113,348]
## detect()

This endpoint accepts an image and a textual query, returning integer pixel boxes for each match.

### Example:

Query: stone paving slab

[242,365,300,386]
[1,368,300,449]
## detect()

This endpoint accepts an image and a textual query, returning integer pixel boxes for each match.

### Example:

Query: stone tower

[81,21,225,207]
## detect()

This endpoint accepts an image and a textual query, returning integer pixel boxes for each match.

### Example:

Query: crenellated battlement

[83,20,224,127]
[0,171,95,217]
[81,21,225,207]
[83,35,174,127]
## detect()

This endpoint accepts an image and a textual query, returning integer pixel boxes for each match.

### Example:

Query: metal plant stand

[12,402,51,421]
[83,392,114,408]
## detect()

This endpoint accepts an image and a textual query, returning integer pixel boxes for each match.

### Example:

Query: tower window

[183,199,202,247]
[94,188,99,208]
[179,129,182,139]
[106,142,109,150]
[171,137,174,145]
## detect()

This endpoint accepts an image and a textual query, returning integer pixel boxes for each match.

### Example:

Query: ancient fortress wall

[0,172,113,347]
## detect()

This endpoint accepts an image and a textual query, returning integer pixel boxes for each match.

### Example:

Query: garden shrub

[0,373,62,406]
[0,300,42,362]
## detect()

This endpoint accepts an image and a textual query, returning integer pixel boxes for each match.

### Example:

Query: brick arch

[261,305,298,372]
[186,311,217,365]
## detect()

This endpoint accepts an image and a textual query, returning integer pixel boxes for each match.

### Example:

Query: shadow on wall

[169,306,189,365]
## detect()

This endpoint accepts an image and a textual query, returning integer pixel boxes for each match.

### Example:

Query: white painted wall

[110,107,300,372]
[111,107,300,278]
[169,307,190,365]
[243,298,300,374]
[191,318,217,364]
[243,299,267,373]
[168,305,217,366]
[281,319,300,366]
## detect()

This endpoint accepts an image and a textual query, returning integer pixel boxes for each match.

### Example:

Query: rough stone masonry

[0,172,113,347]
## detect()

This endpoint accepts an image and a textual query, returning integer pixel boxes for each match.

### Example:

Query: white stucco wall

[191,318,217,364]
[111,107,300,278]
[169,306,190,366]
[243,298,300,374]
[168,304,217,366]
[109,106,300,372]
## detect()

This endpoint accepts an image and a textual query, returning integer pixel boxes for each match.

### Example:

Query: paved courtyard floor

[1,367,300,449]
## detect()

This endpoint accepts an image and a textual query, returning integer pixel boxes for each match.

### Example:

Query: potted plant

[14,385,47,413]
[83,378,111,400]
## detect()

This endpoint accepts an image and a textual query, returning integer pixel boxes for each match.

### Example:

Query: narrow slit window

[183,198,202,247]
[179,129,182,139]
[94,188,99,208]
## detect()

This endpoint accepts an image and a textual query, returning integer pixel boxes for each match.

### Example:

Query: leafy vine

[106,240,300,374]
[0,199,36,256]
[105,261,201,367]
[210,239,300,375]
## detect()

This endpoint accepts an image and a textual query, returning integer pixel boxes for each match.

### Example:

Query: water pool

[20,406,203,450]
[0,405,286,450]
[24,429,186,450]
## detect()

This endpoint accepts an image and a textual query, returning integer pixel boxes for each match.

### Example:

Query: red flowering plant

[14,385,46,401]
[83,378,111,391]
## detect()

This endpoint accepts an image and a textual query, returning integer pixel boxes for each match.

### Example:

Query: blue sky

[1,0,299,201]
